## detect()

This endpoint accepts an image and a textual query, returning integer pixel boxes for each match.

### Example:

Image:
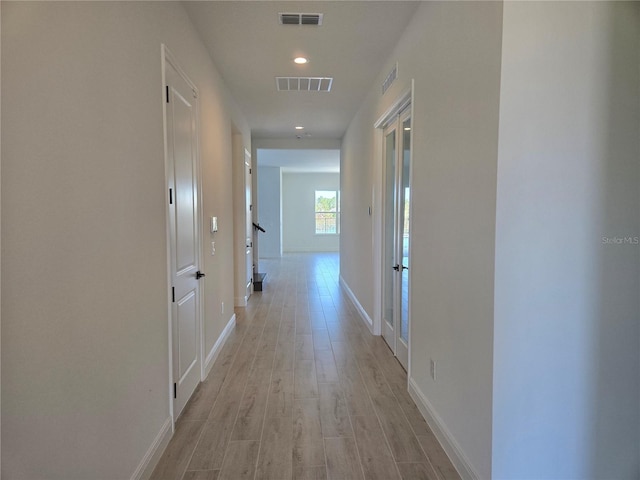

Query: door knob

[196,271,206,279]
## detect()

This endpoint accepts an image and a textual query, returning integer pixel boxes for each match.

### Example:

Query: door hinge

[172,287,175,303]
[250,204,253,211]
[249,168,252,174]
[169,188,173,204]
[166,85,170,103]
[173,383,177,399]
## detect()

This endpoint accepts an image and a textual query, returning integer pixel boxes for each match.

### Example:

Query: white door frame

[244,150,253,300]
[161,44,204,427]
[233,135,253,307]
[373,83,414,371]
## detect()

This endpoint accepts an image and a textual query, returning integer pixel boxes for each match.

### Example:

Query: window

[315,190,340,234]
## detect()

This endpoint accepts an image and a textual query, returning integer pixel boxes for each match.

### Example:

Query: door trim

[373,86,413,337]
[244,149,253,300]
[374,87,412,129]
[373,82,414,374]
[161,44,203,427]
[233,136,252,307]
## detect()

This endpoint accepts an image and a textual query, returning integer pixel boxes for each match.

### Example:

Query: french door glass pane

[384,130,396,328]
[400,117,411,343]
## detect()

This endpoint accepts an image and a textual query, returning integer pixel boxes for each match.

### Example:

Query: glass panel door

[396,114,411,368]
[382,128,397,349]
[381,109,411,370]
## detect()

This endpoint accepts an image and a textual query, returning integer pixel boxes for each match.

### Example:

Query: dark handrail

[252,222,266,233]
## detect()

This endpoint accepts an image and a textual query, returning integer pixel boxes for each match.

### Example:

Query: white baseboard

[234,296,247,307]
[131,416,172,480]
[408,378,478,480]
[339,275,373,333]
[204,313,236,377]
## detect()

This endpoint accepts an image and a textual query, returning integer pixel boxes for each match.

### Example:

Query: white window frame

[314,189,340,235]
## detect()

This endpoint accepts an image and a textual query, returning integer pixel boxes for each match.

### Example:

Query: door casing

[374,84,414,374]
[244,151,253,300]
[233,135,253,307]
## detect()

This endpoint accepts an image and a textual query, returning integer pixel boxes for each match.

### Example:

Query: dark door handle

[392,264,400,271]
[196,271,206,279]
[402,265,409,271]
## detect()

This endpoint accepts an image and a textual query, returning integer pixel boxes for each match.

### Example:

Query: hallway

[151,253,459,480]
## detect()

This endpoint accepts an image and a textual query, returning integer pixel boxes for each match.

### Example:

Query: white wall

[340,102,375,321]
[282,172,340,253]
[1,2,249,478]
[257,166,282,258]
[341,2,503,477]
[342,1,639,478]
[493,2,640,478]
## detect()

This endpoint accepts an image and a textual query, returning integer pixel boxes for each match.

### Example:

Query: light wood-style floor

[151,253,460,480]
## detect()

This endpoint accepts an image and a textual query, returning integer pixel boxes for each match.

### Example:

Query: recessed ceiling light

[295,126,305,130]
[404,127,411,131]
[294,57,308,65]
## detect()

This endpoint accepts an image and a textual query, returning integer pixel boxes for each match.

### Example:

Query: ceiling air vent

[279,13,324,26]
[382,63,398,95]
[276,77,333,92]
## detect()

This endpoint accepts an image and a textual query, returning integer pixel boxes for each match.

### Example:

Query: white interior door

[382,107,412,370]
[244,150,253,299]
[164,52,202,419]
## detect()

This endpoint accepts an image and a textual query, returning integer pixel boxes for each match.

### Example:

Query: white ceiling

[184,1,419,140]
[257,149,340,173]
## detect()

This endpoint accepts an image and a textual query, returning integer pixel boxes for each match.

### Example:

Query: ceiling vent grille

[276,77,333,92]
[279,13,324,26]
[382,63,398,95]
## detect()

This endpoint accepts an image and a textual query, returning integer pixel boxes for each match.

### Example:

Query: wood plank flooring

[151,253,460,480]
